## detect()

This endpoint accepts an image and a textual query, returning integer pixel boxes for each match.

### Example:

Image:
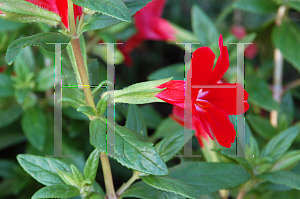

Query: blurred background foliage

[0,0,300,198]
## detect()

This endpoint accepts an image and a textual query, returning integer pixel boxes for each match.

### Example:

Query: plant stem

[68,1,117,198]
[270,5,287,127]
[116,171,140,197]
[236,190,246,199]
[284,79,300,93]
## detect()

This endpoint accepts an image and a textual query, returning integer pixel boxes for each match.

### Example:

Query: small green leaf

[72,0,131,22]
[245,136,260,167]
[234,0,278,14]
[258,171,300,190]
[151,117,184,141]
[77,106,97,116]
[141,176,197,199]
[191,5,219,46]
[17,154,70,186]
[271,150,300,172]
[61,96,86,109]
[96,94,109,115]
[56,169,79,187]
[6,33,71,65]
[89,118,107,153]
[87,192,105,199]
[0,74,14,97]
[104,78,172,105]
[168,162,252,196]
[82,0,152,32]
[83,149,100,184]
[70,164,84,184]
[247,114,277,139]
[31,184,80,199]
[260,126,300,161]
[21,107,47,151]
[0,105,22,129]
[35,67,54,92]
[272,19,300,73]
[125,104,148,139]
[155,130,195,162]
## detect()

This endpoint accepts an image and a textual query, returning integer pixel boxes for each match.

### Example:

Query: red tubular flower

[124,0,176,53]
[170,105,209,147]
[0,0,82,28]
[156,35,249,148]
[231,25,258,59]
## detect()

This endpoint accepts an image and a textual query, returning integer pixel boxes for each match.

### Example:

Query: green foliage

[83,149,100,184]
[0,74,14,97]
[125,104,148,139]
[233,0,278,14]
[258,171,300,190]
[247,114,277,139]
[148,63,185,81]
[31,184,80,199]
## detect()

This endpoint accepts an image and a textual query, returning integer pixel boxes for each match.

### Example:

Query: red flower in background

[124,0,176,53]
[0,0,82,28]
[156,35,249,148]
[231,25,258,59]
[170,106,209,147]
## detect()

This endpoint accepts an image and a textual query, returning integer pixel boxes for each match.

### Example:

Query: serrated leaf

[6,33,71,65]
[21,107,47,151]
[191,5,219,46]
[83,149,100,184]
[73,0,131,22]
[125,104,147,139]
[258,171,300,190]
[272,19,300,73]
[17,154,70,186]
[82,0,152,32]
[70,164,84,184]
[234,0,278,14]
[105,78,172,104]
[90,118,168,175]
[155,130,194,162]
[168,162,252,196]
[261,126,300,161]
[271,150,300,172]
[121,181,185,199]
[141,176,197,199]
[32,184,80,199]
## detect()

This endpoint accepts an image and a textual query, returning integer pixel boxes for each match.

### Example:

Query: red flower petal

[143,0,167,16]
[156,80,186,109]
[195,100,236,148]
[199,83,249,115]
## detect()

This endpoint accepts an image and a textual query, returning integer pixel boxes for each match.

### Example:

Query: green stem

[68,1,117,198]
[116,171,140,197]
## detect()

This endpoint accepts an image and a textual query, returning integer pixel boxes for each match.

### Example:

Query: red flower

[231,25,258,59]
[124,0,176,53]
[170,105,209,147]
[0,0,82,28]
[156,35,249,148]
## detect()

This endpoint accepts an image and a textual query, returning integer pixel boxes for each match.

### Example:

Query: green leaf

[35,67,54,92]
[17,154,70,186]
[168,162,252,196]
[155,130,195,162]
[258,171,300,190]
[0,74,14,97]
[90,118,168,175]
[260,126,300,161]
[271,150,300,172]
[0,131,26,150]
[139,105,163,129]
[6,33,71,65]
[246,75,279,111]
[87,192,105,199]
[278,92,294,130]
[83,149,100,184]
[246,114,277,139]
[141,176,197,199]
[77,106,97,116]
[72,0,131,22]
[121,181,185,199]
[82,0,152,32]
[191,5,219,46]
[148,63,185,81]
[32,184,80,199]
[151,117,184,141]
[234,0,278,14]
[70,164,84,184]
[21,107,47,151]
[0,105,22,129]
[288,1,300,12]
[104,78,172,104]
[125,104,148,139]
[272,19,300,73]
[56,169,79,187]
[0,18,26,32]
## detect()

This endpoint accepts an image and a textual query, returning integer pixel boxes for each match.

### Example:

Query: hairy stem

[68,1,116,198]
[236,190,246,199]
[270,5,287,127]
[116,171,140,197]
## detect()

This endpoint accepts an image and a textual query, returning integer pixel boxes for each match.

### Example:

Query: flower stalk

[116,171,140,197]
[67,1,116,198]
